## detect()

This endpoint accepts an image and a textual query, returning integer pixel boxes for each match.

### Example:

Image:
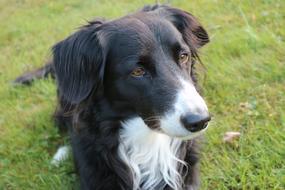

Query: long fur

[14,4,210,190]
[119,117,187,190]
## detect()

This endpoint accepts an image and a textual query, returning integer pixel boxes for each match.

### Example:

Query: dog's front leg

[71,125,133,190]
[182,140,201,190]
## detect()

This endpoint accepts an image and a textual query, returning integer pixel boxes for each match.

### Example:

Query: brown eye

[179,53,189,65]
[131,67,145,77]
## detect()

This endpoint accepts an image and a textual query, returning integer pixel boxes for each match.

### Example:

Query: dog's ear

[143,5,209,48]
[52,21,105,104]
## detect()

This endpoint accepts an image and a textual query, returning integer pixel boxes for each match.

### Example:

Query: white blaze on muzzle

[160,78,209,139]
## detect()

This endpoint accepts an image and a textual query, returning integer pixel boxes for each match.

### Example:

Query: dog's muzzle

[159,79,211,139]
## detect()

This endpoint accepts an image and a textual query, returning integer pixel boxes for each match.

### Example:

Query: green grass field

[0,0,284,189]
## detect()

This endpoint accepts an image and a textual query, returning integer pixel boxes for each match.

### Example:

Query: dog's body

[15,5,210,190]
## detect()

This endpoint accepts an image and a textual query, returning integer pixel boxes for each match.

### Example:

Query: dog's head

[53,5,210,139]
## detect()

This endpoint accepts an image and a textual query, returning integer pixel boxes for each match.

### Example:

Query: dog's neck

[118,117,187,190]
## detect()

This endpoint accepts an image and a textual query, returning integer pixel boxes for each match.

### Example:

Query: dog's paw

[51,146,70,167]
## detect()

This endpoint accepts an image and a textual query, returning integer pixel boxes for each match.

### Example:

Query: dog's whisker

[144,118,160,122]
[144,116,161,121]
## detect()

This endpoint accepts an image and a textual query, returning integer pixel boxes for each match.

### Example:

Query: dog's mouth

[176,123,210,140]
[143,117,161,130]
[143,116,210,140]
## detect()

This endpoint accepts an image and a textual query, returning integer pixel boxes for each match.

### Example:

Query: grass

[0,0,284,189]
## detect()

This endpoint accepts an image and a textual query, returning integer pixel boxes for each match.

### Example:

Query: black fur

[14,5,209,190]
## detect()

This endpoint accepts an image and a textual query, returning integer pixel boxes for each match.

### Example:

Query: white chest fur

[118,117,187,190]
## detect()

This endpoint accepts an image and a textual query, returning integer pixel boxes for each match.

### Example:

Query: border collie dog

[15,4,211,190]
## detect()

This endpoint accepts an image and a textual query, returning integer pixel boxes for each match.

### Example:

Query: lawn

[0,0,284,189]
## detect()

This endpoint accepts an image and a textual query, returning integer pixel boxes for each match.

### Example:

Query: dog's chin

[177,127,208,141]
[164,125,209,141]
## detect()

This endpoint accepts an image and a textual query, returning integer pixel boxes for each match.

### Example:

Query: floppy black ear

[143,5,209,48]
[52,21,105,104]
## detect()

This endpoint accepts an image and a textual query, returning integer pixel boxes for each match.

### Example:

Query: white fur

[51,146,70,166]
[118,79,209,189]
[119,117,187,190]
[160,78,209,139]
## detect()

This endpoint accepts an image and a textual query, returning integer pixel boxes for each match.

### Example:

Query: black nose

[180,114,211,132]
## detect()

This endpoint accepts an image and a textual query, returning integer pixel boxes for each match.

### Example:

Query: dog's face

[53,5,210,139]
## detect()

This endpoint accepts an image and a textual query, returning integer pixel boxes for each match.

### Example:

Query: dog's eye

[179,53,189,65]
[131,67,145,77]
